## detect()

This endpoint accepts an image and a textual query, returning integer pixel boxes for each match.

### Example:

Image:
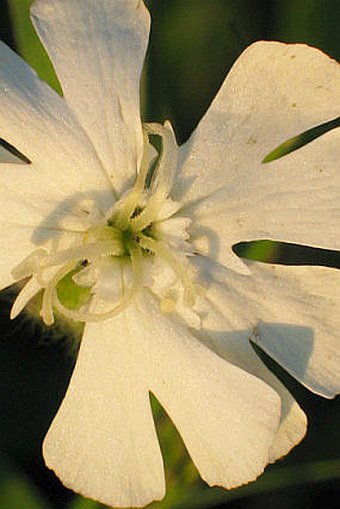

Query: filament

[138,234,198,307]
[9,120,197,326]
[52,245,144,322]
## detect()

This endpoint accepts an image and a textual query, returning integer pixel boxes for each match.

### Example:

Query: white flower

[1,0,340,507]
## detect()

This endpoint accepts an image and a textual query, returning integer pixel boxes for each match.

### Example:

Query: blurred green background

[0,1,339,509]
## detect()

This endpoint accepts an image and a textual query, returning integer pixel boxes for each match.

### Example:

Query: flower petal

[136,292,281,489]
[185,128,340,270]
[173,41,340,203]
[0,161,88,290]
[0,43,114,288]
[0,41,113,200]
[197,257,340,398]
[249,263,340,398]
[31,0,150,194]
[0,225,42,290]
[43,306,165,508]
[196,274,307,462]
[44,290,281,503]
[0,143,23,163]
[0,160,111,289]
[269,393,307,463]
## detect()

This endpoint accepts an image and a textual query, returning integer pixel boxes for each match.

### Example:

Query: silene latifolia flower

[1,0,340,507]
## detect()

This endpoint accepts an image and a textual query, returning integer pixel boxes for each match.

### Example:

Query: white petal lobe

[135,292,281,489]
[173,41,340,203]
[0,41,112,203]
[32,0,150,194]
[195,278,307,462]
[200,259,340,398]
[43,307,165,508]
[187,128,340,264]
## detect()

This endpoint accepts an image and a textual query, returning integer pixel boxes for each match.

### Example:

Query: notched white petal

[172,41,340,204]
[133,293,281,489]
[195,289,308,462]
[43,310,165,508]
[0,41,112,204]
[186,128,340,261]
[2,9,338,505]
[32,0,151,193]
[203,258,340,399]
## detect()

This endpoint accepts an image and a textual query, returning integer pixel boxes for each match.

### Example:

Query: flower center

[10,122,201,326]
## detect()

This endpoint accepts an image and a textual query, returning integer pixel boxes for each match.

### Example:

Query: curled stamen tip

[40,308,55,326]
[10,306,20,321]
[43,316,55,326]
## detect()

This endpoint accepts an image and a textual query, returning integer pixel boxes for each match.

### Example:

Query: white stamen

[10,121,197,327]
[72,264,98,288]
[144,120,178,197]
[41,262,76,325]
[129,190,164,233]
[52,245,143,322]
[114,129,152,229]
[10,276,42,320]
[45,239,123,267]
[138,234,198,307]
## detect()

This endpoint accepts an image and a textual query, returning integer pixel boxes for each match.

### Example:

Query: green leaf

[0,454,52,509]
[166,459,340,509]
[263,117,340,163]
